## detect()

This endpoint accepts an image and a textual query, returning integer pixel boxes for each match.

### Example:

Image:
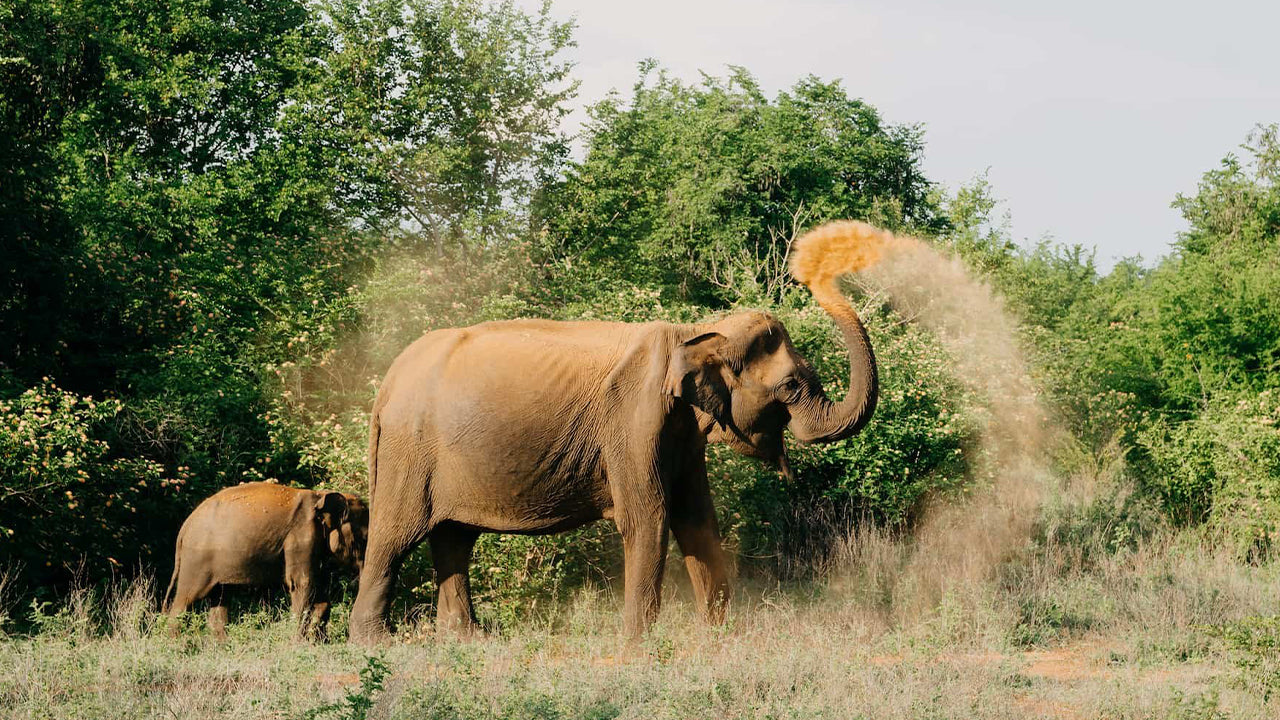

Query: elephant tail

[367,408,381,499]
[162,524,185,613]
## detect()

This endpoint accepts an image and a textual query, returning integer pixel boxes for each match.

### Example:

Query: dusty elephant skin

[350,262,879,643]
[163,482,369,640]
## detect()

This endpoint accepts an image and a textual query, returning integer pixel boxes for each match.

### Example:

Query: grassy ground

[3,523,1279,720]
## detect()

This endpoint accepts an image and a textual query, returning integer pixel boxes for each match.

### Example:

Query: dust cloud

[791,221,1055,617]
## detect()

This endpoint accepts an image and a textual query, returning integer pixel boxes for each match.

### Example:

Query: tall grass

[3,496,1278,719]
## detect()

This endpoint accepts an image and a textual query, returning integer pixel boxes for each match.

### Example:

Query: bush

[0,382,191,592]
[1209,615,1280,701]
[1138,391,1280,558]
[705,298,974,572]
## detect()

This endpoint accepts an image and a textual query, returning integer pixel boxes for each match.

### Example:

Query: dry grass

[3,520,1277,720]
[7,228,1269,718]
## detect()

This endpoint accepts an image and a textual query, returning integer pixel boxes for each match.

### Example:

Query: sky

[517,0,1280,270]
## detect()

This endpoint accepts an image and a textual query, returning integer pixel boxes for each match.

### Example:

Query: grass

[3,517,1279,719]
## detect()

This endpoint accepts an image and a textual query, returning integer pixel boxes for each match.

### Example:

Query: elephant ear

[664,332,733,426]
[314,491,349,530]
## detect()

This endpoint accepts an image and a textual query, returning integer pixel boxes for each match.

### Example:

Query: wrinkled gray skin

[350,308,876,643]
[163,482,369,640]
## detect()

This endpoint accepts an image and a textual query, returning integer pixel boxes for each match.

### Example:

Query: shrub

[707,297,974,573]
[0,382,190,593]
[1208,615,1280,701]
[1138,391,1280,558]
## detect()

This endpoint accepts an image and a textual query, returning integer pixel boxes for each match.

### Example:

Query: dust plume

[791,221,1054,618]
[789,221,893,288]
[789,221,894,329]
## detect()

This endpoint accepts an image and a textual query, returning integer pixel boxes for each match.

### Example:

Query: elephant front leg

[670,454,731,624]
[284,551,322,640]
[672,522,730,625]
[309,601,332,642]
[618,517,670,640]
[286,576,315,640]
[429,524,480,634]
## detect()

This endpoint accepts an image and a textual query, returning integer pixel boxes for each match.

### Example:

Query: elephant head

[670,298,878,477]
[315,492,370,574]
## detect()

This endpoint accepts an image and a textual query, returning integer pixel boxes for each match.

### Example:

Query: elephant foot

[348,619,393,646]
[616,635,650,662]
[435,615,480,638]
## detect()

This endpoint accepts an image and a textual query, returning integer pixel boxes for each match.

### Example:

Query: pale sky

[521,0,1280,270]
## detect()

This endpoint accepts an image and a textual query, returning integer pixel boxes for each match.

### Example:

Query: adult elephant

[350,223,880,643]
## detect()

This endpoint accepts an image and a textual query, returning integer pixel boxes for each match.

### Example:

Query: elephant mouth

[752,434,795,482]
[706,421,794,481]
[693,406,794,481]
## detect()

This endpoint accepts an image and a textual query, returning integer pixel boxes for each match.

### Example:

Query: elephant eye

[776,377,801,401]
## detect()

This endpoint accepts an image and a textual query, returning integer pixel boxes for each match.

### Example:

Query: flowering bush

[0,383,190,592]
[702,299,975,573]
[1139,391,1280,559]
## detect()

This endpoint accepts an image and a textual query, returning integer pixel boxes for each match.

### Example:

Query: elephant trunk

[786,221,883,445]
[787,284,879,444]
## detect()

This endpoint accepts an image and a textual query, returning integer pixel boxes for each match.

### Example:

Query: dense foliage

[535,65,944,306]
[3,0,1277,621]
[952,128,1280,557]
[0,0,572,593]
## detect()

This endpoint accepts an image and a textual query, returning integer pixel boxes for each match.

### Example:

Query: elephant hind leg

[350,452,433,644]
[168,566,216,637]
[351,526,428,643]
[429,523,480,634]
[207,584,229,641]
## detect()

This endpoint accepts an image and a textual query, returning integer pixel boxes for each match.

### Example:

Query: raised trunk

[788,284,879,444]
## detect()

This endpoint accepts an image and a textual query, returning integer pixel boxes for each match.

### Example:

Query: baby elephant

[163,482,369,640]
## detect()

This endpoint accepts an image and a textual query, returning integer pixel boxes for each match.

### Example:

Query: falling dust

[791,221,1056,619]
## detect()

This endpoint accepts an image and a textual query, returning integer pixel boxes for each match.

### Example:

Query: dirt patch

[868,640,1113,679]
[1021,641,1114,681]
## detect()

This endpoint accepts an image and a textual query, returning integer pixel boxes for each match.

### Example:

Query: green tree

[956,126,1280,542]
[316,0,576,253]
[0,0,386,589]
[1131,126,1280,533]
[0,0,575,592]
[536,64,945,307]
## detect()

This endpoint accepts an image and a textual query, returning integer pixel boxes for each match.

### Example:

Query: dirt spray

[791,221,1054,618]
